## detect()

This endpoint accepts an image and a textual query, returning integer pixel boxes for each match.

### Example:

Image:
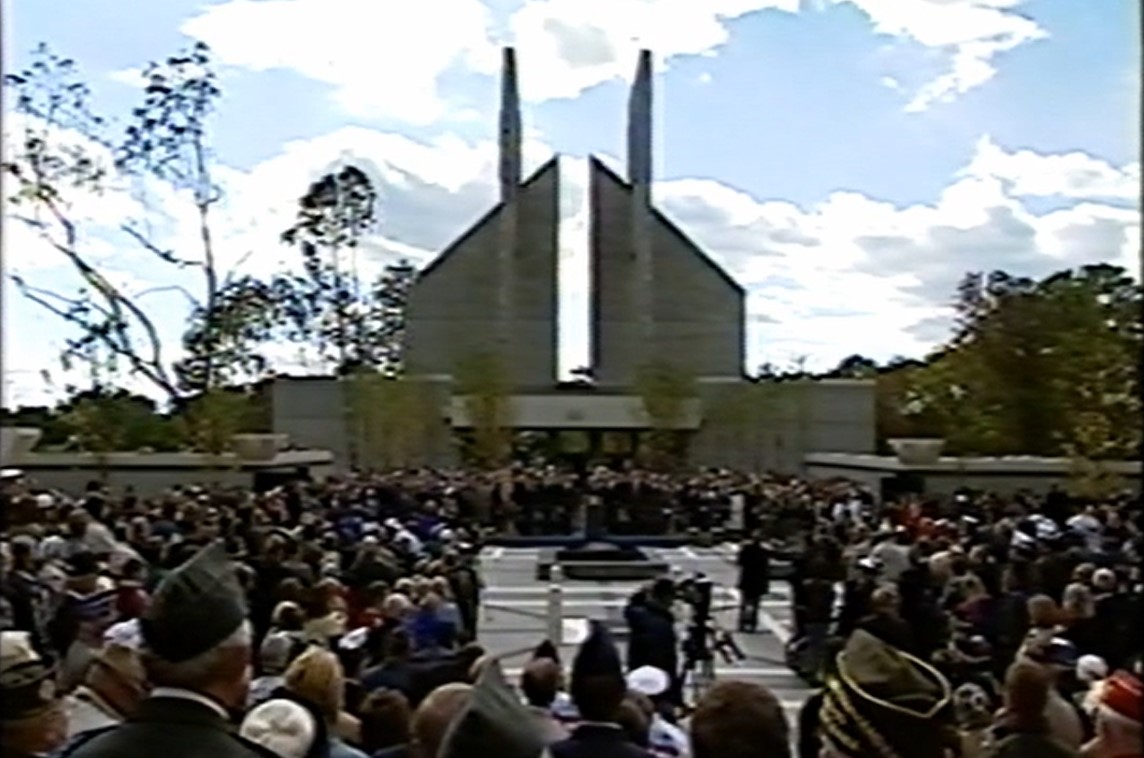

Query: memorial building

[272,48,876,471]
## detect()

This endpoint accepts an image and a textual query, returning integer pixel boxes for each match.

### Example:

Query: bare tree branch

[135,284,199,309]
[120,223,200,268]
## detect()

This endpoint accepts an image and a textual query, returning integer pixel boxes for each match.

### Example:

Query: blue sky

[2,0,1140,406]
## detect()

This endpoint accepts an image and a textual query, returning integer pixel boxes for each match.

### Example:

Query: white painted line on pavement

[486,585,741,597]
[500,666,794,678]
[758,607,792,645]
[484,599,789,609]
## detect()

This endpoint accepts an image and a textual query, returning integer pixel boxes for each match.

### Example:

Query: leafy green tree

[177,389,258,456]
[455,351,514,468]
[347,372,440,469]
[901,264,1141,458]
[826,354,880,379]
[634,361,695,470]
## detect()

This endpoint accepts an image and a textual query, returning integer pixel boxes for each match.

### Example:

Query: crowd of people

[0,465,1140,758]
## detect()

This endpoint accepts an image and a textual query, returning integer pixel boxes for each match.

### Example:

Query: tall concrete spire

[627,49,652,191]
[497,47,521,358]
[498,46,522,201]
[627,49,654,354]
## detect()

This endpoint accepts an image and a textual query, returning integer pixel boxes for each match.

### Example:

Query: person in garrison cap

[818,629,959,758]
[57,541,276,758]
[549,621,654,758]
[439,660,548,758]
[0,630,68,758]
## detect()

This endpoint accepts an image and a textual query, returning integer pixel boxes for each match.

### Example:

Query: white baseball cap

[626,665,670,696]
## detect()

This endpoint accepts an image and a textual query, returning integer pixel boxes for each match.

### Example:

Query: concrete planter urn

[888,437,946,465]
[231,433,287,461]
[1,427,43,464]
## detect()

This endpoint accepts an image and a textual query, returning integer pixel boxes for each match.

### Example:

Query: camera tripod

[679,619,747,704]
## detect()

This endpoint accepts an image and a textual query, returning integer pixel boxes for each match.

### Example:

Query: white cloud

[830,0,1048,111]
[3,120,1137,406]
[961,136,1140,202]
[182,0,798,120]
[507,0,798,101]
[180,0,501,125]
[174,0,1041,123]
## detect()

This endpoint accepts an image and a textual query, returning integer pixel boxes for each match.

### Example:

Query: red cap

[1101,671,1143,725]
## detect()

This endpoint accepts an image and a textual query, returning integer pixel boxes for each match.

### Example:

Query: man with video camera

[624,578,680,703]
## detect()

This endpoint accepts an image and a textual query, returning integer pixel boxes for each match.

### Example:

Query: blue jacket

[405,610,456,652]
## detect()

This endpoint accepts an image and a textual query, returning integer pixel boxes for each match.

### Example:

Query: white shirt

[648,714,689,758]
[150,687,230,719]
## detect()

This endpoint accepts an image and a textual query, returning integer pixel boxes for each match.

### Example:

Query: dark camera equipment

[676,573,745,703]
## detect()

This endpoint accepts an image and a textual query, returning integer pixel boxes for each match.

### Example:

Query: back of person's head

[870,586,899,613]
[520,658,561,708]
[1026,594,1059,627]
[571,673,625,722]
[284,646,344,725]
[365,581,390,606]
[420,592,443,614]
[240,698,320,758]
[615,695,650,747]
[690,680,791,758]
[1003,660,1051,728]
[411,682,472,758]
[1062,582,1094,618]
[358,688,412,753]
[261,632,303,676]
[273,601,306,632]
[384,593,413,620]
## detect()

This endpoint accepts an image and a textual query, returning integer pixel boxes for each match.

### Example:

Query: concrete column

[546,564,564,644]
[628,50,654,360]
[498,47,521,359]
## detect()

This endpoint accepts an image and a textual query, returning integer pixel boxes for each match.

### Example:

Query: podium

[579,500,606,540]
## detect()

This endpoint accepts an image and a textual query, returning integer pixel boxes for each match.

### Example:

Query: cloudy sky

[2,0,1139,407]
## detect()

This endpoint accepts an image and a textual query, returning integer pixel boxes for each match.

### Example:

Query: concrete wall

[590,158,745,386]
[404,158,559,389]
[271,378,875,473]
[272,377,350,463]
[805,465,1142,498]
[691,380,876,473]
[14,450,335,497]
[15,466,338,497]
[272,376,460,470]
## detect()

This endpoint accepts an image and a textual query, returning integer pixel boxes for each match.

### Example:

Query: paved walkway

[477,545,812,728]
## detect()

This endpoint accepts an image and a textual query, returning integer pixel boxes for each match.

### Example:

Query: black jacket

[549,724,654,758]
[736,542,770,596]
[57,695,276,758]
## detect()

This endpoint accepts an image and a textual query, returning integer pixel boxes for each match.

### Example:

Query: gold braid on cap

[824,677,902,758]
[819,690,868,756]
[836,647,953,720]
[819,645,954,758]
